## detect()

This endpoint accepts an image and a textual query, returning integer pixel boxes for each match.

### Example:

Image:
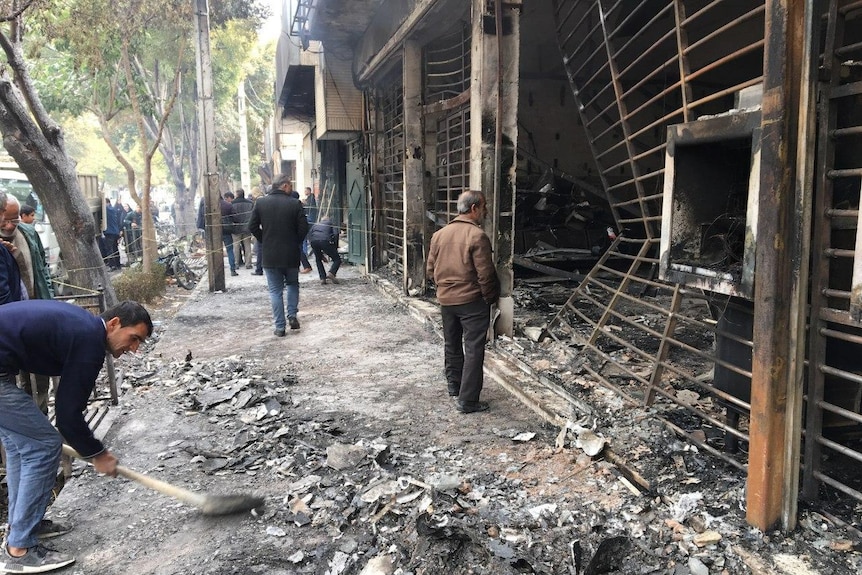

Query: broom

[62,445,264,516]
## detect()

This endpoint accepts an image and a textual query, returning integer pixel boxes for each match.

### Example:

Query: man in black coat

[230,189,254,269]
[248,174,309,336]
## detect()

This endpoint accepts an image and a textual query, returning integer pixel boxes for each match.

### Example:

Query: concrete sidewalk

[46,259,551,574]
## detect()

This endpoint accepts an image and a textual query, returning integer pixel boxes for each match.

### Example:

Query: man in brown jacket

[427,190,500,413]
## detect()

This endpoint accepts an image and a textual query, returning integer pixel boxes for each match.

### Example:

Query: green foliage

[215,37,275,180]
[112,263,166,303]
[210,0,270,28]
[27,0,274,192]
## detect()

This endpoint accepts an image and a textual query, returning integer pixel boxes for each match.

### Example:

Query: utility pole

[238,83,251,193]
[194,0,224,291]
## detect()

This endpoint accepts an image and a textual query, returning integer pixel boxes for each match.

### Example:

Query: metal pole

[238,83,251,193]
[194,0,224,291]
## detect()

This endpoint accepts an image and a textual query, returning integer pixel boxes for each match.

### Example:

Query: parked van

[0,169,101,294]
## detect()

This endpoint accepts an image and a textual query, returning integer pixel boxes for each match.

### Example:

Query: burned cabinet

[659,112,761,300]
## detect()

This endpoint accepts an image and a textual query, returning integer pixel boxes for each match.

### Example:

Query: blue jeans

[0,374,62,549]
[263,267,300,330]
[254,240,262,273]
[222,233,236,272]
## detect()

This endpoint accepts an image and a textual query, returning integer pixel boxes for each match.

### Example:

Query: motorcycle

[157,244,197,290]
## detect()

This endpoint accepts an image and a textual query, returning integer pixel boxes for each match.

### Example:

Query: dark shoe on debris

[456,400,489,414]
[252,271,263,276]
[274,329,286,337]
[230,270,239,276]
[37,520,72,540]
[1,543,75,573]
[288,316,300,330]
[326,272,339,284]
[320,279,327,285]
[447,385,460,397]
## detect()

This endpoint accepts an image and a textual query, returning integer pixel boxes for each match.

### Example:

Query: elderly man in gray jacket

[426,190,500,414]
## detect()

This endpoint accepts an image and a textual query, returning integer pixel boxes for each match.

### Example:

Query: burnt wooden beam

[746,0,814,532]
[512,255,587,281]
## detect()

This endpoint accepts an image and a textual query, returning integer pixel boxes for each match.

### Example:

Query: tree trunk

[0,44,117,305]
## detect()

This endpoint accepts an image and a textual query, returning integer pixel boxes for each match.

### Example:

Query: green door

[346,159,366,265]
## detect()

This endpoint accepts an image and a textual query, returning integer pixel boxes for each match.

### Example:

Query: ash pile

[107,350,862,575]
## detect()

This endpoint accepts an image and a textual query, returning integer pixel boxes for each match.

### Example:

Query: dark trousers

[102,234,120,269]
[254,240,263,273]
[310,240,342,280]
[441,299,490,403]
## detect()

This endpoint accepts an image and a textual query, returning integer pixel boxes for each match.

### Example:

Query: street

[43,263,860,574]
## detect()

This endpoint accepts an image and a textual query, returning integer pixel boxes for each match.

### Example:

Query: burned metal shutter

[547,1,767,472]
[803,1,862,510]
[380,81,405,271]
[425,23,471,225]
[434,108,470,222]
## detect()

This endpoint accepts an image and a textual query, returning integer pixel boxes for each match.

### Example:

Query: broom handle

[62,444,206,508]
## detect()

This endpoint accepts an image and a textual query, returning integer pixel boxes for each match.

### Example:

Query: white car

[0,169,100,295]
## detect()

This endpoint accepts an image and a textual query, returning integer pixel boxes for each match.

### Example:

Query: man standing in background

[220,192,238,276]
[426,190,500,414]
[0,191,23,305]
[19,204,36,225]
[230,189,254,270]
[102,198,122,271]
[248,175,309,336]
[1,194,55,414]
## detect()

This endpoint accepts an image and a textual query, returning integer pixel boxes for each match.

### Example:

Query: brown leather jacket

[427,215,500,306]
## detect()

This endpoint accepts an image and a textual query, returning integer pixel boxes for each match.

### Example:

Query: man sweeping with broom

[0,299,152,573]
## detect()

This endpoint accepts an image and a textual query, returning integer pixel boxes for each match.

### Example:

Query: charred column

[470,0,520,336]
[746,0,815,531]
[403,40,427,296]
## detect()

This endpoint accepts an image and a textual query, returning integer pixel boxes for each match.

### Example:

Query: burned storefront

[284,0,862,532]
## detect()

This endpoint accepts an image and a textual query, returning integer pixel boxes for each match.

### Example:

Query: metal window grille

[425,22,472,226]
[380,82,405,272]
[802,0,862,509]
[550,0,766,470]
[424,23,471,102]
[435,107,470,223]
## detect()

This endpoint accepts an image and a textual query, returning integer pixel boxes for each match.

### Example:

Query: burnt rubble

[108,350,862,575]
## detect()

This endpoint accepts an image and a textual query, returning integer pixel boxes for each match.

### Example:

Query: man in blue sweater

[0,299,152,573]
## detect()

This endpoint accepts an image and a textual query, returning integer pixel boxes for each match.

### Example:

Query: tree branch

[0,22,61,143]
[0,0,39,23]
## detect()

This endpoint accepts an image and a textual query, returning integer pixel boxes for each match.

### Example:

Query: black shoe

[230,270,239,276]
[288,316,300,330]
[274,329,286,337]
[252,271,263,276]
[447,385,460,397]
[320,279,327,285]
[37,519,72,540]
[326,272,339,284]
[456,401,489,414]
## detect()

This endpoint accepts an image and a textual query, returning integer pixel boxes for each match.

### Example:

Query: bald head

[1,195,20,239]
